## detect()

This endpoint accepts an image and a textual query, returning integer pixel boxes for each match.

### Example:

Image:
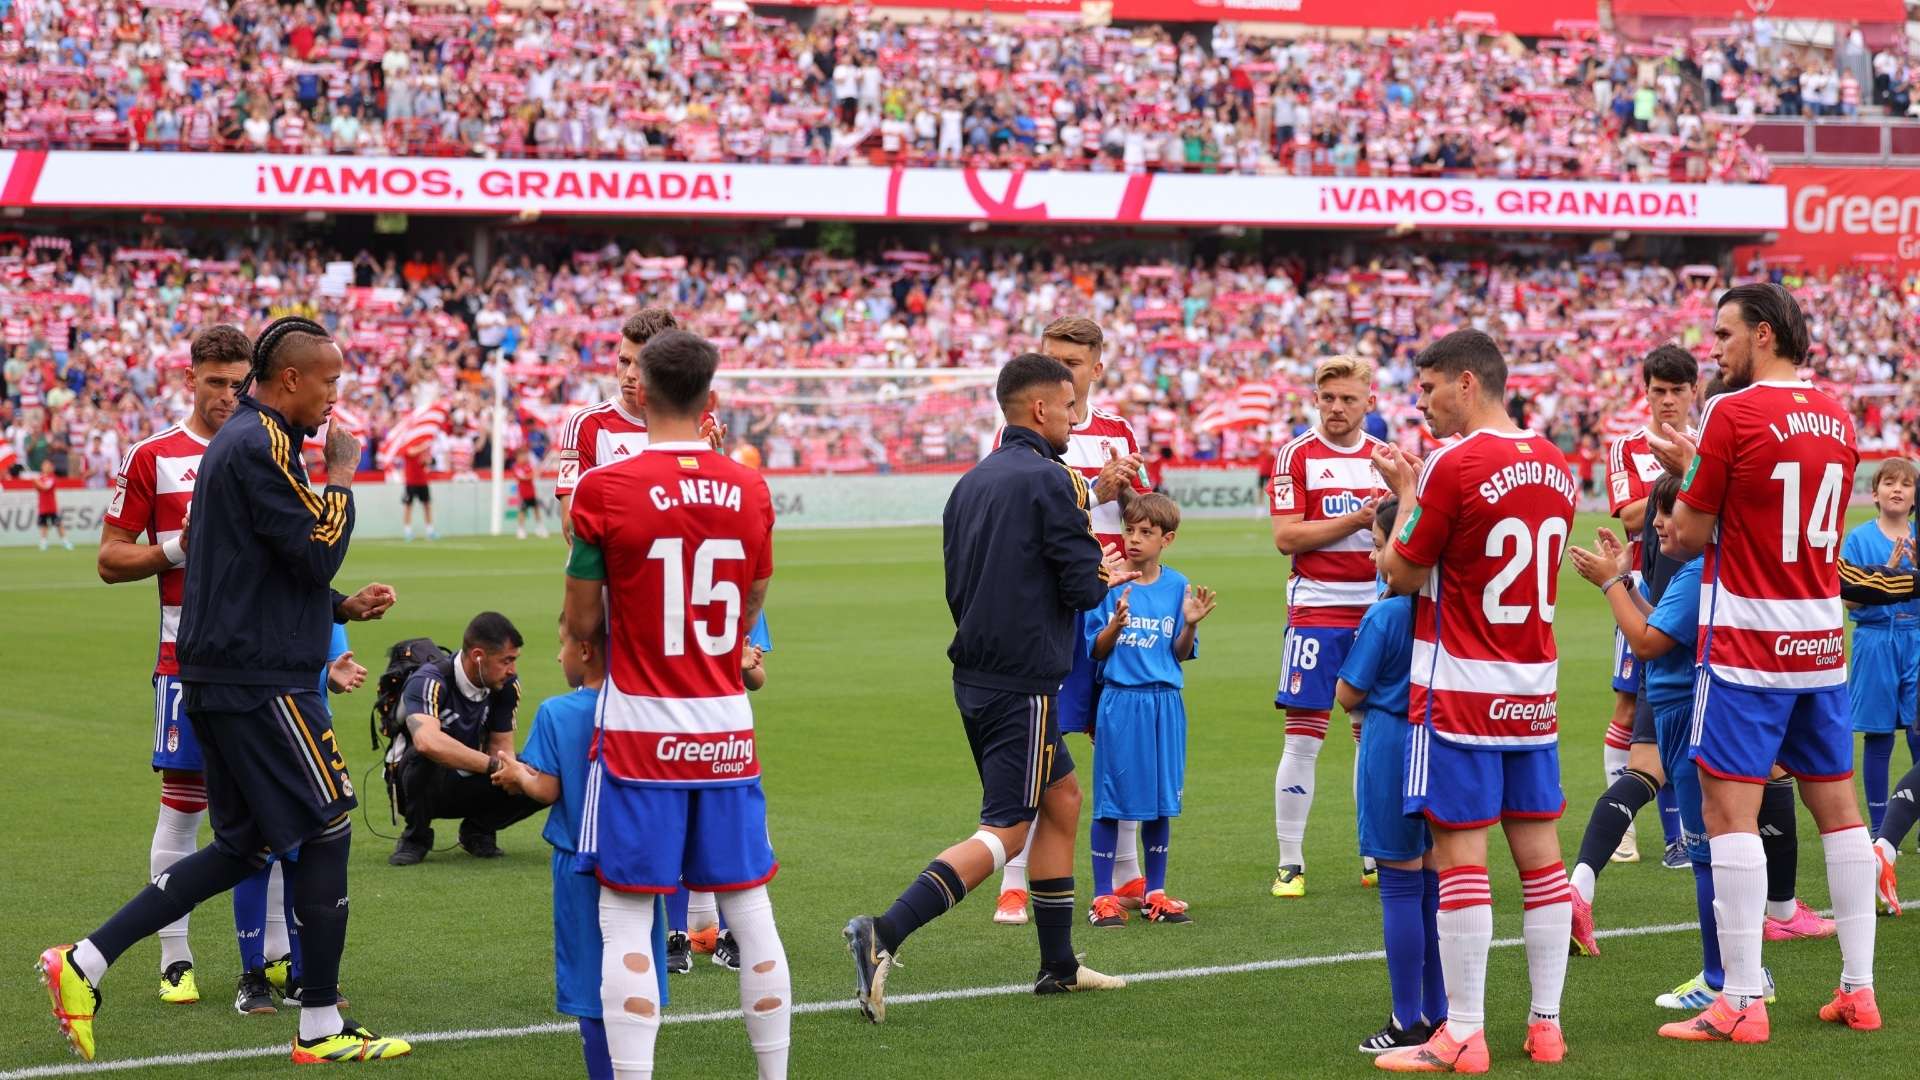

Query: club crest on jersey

[166,724,180,753]
[1290,672,1303,694]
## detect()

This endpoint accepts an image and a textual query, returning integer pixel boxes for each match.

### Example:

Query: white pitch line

[0,909,1760,1079]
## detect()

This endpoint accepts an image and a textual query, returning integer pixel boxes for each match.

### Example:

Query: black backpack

[369,637,451,823]
[369,636,452,749]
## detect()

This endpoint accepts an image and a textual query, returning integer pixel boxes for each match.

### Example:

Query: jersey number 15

[647,537,743,657]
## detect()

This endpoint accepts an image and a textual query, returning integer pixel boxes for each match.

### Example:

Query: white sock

[687,890,718,933]
[1822,826,1876,991]
[299,1004,343,1041]
[1710,832,1768,1001]
[1569,862,1596,905]
[1766,898,1798,921]
[600,888,661,1080]
[1435,868,1493,1039]
[265,861,290,959]
[1000,849,1029,893]
[1602,741,1630,787]
[1113,821,1141,885]
[1520,864,1573,1020]
[151,802,203,970]
[1274,731,1322,867]
[1875,836,1898,864]
[716,887,791,1080]
[72,939,107,985]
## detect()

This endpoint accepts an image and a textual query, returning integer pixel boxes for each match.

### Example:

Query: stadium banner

[0,460,1886,544]
[811,0,1596,35]
[1739,166,1920,272]
[0,151,1786,233]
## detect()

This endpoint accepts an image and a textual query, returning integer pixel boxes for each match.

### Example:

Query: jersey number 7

[648,537,744,657]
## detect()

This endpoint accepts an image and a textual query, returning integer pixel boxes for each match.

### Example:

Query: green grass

[3,515,1918,1078]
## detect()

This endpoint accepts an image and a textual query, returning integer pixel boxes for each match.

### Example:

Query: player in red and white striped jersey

[564,330,790,1079]
[990,316,1154,925]
[1596,346,1699,865]
[1374,330,1576,1071]
[557,308,724,544]
[1647,284,1878,1042]
[97,326,252,1005]
[1268,356,1388,899]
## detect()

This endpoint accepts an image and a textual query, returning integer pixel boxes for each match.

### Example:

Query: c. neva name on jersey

[1478,458,1579,505]
[648,478,744,512]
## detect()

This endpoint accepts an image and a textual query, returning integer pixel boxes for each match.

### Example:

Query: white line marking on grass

[0,912,1818,1078]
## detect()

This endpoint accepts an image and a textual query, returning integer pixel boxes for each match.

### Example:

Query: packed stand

[1689,18,1920,119]
[0,1,1773,181]
[2,236,1916,484]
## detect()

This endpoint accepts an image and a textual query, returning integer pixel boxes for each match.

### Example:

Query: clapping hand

[1107,586,1133,631]
[1370,445,1422,501]
[699,415,728,452]
[1568,526,1633,588]
[1101,542,1141,587]
[339,582,397,621]
[1889,535,1914,569]
[1094,444,1145,503]
[1644,421,1697,478]
[326,651,368,694]
[1182,584,1217,624]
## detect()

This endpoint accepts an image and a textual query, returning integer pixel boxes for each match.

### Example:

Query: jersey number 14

[1769,461,1844,564]
[647,537,743,656]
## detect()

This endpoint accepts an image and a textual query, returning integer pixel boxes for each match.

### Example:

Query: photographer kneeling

[389,612,543,866]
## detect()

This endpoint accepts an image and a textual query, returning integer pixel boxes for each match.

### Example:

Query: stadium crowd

[0,0,1822,181]
[2,236,1916,484]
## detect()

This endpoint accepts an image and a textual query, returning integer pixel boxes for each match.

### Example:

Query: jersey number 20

[1483,517,1569,624]
[647,537,743,656]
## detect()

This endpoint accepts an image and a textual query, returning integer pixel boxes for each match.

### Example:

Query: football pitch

[3,515,1917,1078]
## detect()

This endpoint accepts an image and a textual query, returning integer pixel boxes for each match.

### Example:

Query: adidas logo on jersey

[178,468,196,482]
[613,445,631,456]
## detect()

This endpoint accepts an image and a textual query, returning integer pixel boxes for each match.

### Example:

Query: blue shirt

[1841,521,1920,628]
[1082,567,1194,690]
[1643,557,1704,711]
[520,687,599,854]
[1338,594,1413,721]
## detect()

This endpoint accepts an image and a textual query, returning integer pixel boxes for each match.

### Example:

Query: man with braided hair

[40,318,410,1065]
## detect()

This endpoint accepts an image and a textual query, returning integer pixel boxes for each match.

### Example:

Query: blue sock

[667,885,690,934]
[1090,818,1118,897]
[284,869,303,982]
[718,912,728,932]
[232,863,271,973]
[1378,867,1426,1031]
[578,1018,612,1080]
[1420,868,1447,1025]
[1658,784,1682,848]
[1866,732,1895,834]
[1142,817,1170,895]
[1692,858,1723,991]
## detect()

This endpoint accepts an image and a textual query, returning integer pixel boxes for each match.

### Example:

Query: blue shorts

[1057,637,1099,735]
[1611,627,1642,695]
[1403,725,1565,830]
[152,675,204,772]
[551,849,666,1019]
[1356,710,1429,862]
[1275,624,1357,715]
[576,771,777,894]
[1651,700,1708,862]
[1090,686,1186,820]
[1690,672,1851,784]
[1849,626,1920,734]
